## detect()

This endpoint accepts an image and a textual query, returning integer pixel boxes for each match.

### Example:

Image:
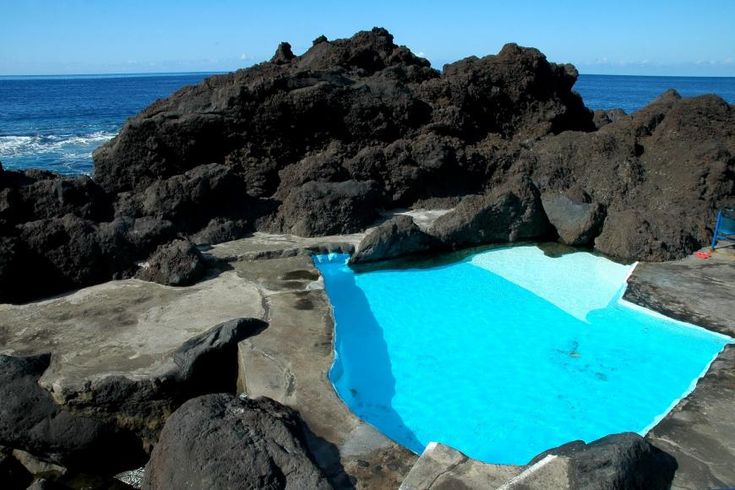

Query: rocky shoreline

[1,27,734,489]
[2,27,733,305]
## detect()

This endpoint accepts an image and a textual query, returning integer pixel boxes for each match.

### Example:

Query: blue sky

[1,0,734,76]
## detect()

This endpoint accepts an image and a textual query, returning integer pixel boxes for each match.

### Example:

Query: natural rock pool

[314,245,732,465]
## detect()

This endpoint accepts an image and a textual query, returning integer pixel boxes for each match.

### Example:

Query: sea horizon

[2,71,735,80]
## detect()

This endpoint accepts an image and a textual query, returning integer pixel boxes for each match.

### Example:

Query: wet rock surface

[625,250,735,489]
[142,394,330,489]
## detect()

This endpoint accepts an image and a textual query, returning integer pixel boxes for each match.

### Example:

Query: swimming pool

[314,245,732,465]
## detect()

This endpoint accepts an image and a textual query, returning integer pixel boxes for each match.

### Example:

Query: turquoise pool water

[314,245,732,465]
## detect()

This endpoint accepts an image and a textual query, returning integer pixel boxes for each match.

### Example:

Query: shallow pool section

[314,246,732,465]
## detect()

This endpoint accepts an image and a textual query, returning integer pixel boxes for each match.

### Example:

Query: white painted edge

[497,454,558,490]
[639,341,731,436]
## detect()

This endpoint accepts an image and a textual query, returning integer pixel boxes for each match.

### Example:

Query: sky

[1,0,734,77]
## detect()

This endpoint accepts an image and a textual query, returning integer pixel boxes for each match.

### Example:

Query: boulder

[136,239,207,287]
[0,317,266,473]
[349,215,437,264]
[15,215,135,301]
[429,178,551,248]
[142,394,330,490]
[541,189,606,246]
[190,218,249,245]
[0,354,145,473]
[592,108,627,129]
[271,180,381,236]
[530,432,677,490]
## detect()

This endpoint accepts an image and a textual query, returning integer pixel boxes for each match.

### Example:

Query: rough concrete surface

[399,442,523,490]
[0,270,264,398]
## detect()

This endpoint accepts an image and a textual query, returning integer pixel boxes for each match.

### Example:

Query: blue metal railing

[711,207,735,250]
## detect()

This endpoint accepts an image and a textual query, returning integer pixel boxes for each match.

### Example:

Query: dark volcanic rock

[0,354,145,473]
[541,189,606,246]
[271,179,381,236]
[0,319,266,476]
[0,446,33,490]
[93,28,593,203]
[593,208,700,262]
[531,432,677,490]
[0,170,112,228]
[190,217,249,245]
[526,90,735,261]
[350,215,437,264]
[136,239,206,287]
[114,163,254,234]
[142,394,329,490]
[592,108,627,129]
[429,178,551,248]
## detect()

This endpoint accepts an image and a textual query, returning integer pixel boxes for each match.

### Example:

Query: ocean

[1,73,734,176]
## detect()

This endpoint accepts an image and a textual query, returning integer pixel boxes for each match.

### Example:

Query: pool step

[399,442,524,490]
[399,443,573,490]
[498,454,570,489]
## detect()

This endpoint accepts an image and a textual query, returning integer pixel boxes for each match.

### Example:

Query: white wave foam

[0,131,117,158]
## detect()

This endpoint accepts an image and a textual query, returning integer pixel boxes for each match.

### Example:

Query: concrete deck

[0,270,265,399]
[232,254,416,489]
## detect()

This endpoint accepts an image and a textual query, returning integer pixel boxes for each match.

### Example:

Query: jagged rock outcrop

[92,26,593,222]
[592,108,627,129]
[429,177,551,248]
[349,215,437,264]
[113,163,256,235]
[524,90,735,260]
[136,239,206,286]
[142,394,330,490]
